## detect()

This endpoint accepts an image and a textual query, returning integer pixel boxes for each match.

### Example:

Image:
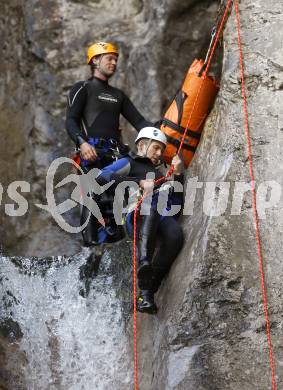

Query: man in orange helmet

[66,42,152,246]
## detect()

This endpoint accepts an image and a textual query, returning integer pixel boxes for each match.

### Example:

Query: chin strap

[142,138,152,158]
[93,55,104,74]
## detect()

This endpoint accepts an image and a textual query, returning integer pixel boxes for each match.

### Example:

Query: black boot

[151,267,167,293]
[81,205,99,246]
[137,290,157,315]
[151,275,162,294]
[137,258,152,281]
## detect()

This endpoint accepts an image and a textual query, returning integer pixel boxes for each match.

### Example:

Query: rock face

[1,0,283,390]
[137,1,283,389]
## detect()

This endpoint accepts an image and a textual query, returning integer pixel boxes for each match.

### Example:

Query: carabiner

[204,27,217,65]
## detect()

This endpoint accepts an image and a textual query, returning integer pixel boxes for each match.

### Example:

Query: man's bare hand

[172,154,184,175]
[139,179,155,195]
[80,142,97,161]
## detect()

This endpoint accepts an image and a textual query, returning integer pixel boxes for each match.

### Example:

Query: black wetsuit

[98,152,184,291]
[65,76,152,245]
[66,76,151,146]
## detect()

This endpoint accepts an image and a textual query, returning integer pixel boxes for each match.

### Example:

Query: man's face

[95,53,118,78]
[139,140,165,165]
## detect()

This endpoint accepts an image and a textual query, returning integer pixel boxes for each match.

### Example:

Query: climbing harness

[71,137,129,169]
[132,0,277,389]
[126,182,173,216]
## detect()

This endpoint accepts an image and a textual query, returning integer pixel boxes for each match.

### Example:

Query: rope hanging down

[132,1,277,389]
[132,1,233,389]
[234,1,277,388]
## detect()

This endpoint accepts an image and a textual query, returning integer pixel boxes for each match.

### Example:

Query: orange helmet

[87,42,119,64]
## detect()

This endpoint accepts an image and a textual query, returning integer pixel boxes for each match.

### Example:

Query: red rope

[133,197,142,390]
[131,2,233,389]
[234,1,277,388]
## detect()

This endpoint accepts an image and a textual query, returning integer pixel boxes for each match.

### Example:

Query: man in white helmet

[96,127,184,314]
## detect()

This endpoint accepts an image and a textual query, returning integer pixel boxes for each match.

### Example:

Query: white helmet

[135,127,167,146]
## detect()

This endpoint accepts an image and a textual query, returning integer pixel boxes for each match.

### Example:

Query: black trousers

[80,156,123,245]
[137,210,184,290]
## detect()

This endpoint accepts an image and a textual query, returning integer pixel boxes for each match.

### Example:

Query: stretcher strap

[175,89,184,125]
[166,135,197,153]
[162,118,201,140]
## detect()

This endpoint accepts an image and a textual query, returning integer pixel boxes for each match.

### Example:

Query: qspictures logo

[0,157,281,233]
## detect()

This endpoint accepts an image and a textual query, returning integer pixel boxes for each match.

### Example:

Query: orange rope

[234,1,277,388]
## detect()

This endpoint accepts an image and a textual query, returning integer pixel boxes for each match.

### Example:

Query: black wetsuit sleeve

[65,82,88,145]
[121,94,153,131]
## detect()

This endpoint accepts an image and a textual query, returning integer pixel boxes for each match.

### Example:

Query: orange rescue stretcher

[160,59,219,168]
